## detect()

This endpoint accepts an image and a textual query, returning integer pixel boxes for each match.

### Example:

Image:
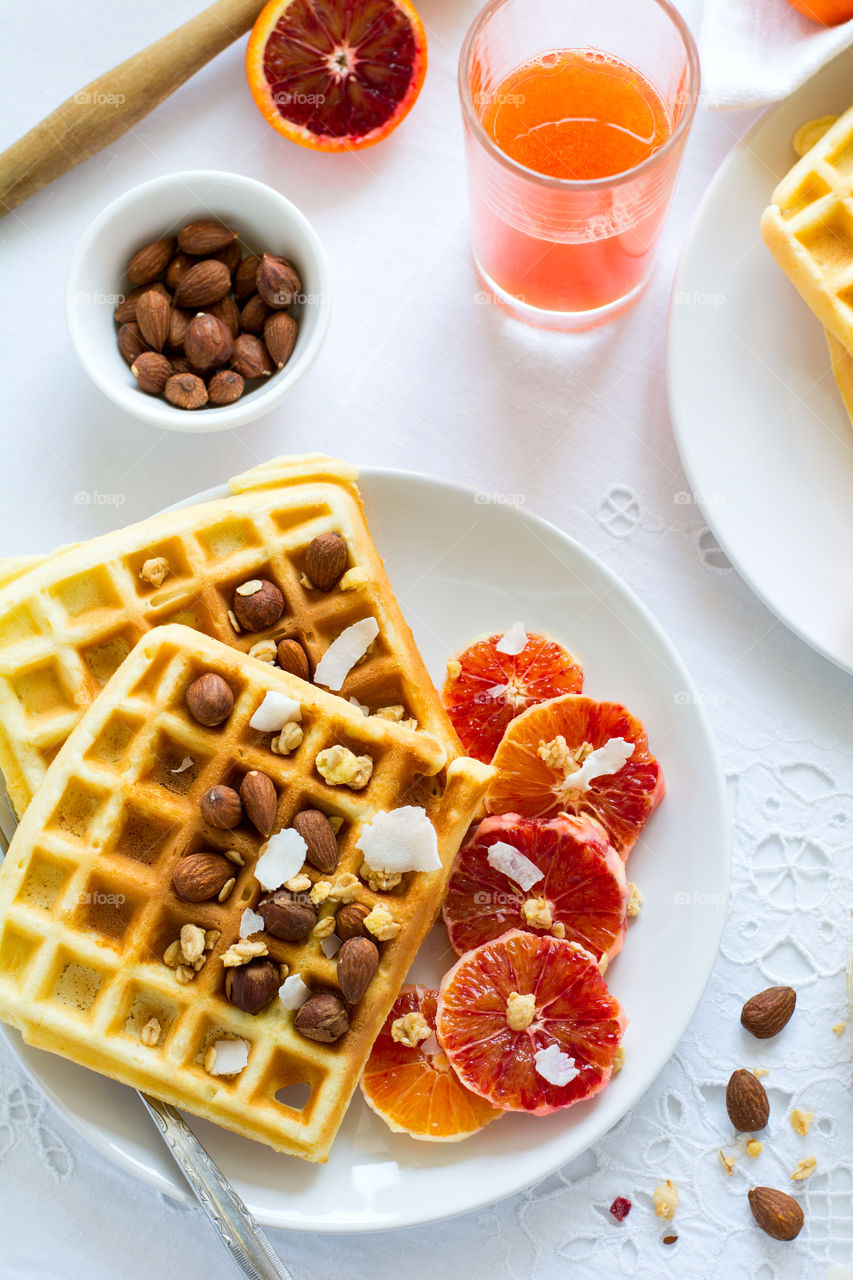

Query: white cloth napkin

[700,0,853,109]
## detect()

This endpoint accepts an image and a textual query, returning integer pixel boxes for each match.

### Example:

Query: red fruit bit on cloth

[609,1196,632,1222]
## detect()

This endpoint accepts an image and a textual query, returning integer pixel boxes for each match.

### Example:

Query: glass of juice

[459,0,700,331]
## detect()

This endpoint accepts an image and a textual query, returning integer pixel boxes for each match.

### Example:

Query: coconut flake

[279,974,312,1011]
[239,908,265,939]
[534,1044,580,1087]
[314,617,380,691]
[249,691,302,733]
[320,934,342,958]
[496,621,528,656]
[170,756,194,774]
[486,684,507,699]
[209,1038,249,1076]
[349,696,370,716]
[356,806,440,874]
[487,840,543,892]
[568,738,635,792]
[254,829,308,890]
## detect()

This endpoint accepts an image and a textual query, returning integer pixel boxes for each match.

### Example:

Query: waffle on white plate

[0,454,462,818]
[0,626,493,1161]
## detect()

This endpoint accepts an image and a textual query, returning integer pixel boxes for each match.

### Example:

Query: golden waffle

[0,454,461,818]
[0,626,493,1161]
[760,106,853,352]
[826,330,853,427]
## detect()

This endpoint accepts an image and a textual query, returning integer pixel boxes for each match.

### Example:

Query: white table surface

[1,1,851,1277]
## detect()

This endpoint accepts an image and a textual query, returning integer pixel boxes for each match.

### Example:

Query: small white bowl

[66,170,331,432]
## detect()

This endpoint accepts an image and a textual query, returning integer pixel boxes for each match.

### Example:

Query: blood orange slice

[361,985,502,1140]
[487,695,665,858]
[442,631,584,763]
[443,813,628,963]
[436,931,626,1115]
[246,0,428,152]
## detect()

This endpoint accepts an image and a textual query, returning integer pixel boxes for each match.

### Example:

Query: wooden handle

[0,0,267,214]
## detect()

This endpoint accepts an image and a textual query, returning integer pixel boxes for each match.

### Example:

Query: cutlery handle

[138,1092,294,1280]
[0,0,265,215]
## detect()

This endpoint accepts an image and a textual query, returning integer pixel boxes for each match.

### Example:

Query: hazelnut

[224,957,279,1015]
[305,532,349,591]
[165,372,208,410]
[184,313,233,372]
[256,253,302,308]
[292,810,338,874]
[276,637,310,680]
[334,901,371,941]
[295,992,349,1042]
[172,852,234,902]
[207,294,241,338]
[232,578,284,631]
[257,889,317,941]
[208,369,245,406]
[239,770,278,838]
[186,672,234,725]
[200,784,242,829]
[131,352,172,395]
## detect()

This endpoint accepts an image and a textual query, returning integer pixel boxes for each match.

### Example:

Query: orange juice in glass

[459,0,700,331]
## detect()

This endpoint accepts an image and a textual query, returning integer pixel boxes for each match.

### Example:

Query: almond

[292,809,338,874]
[208,369,245,406]
[131,352,173,395]
[185,313,233,372]
[127,236,176,286]
[200,784,242,829]
[165,372,208,410]
[264,312,298,369]
[115,281,170,325]
[748,1187,804,1241]
[117,322,150,365]
[135,289,171,352]
[336,936,379,1003]
[231,333,273,379]
[240,770,277,838]
[177,221,238,256]
[165,251,195,292]
[305,532,349,591]
[172,852,233,902]
[167,307,192,352]
[239,294,270,336]
[740,986,796,1039]
[213,240,242,276]
[276,638,310,681]
[207,294,241,338]
[256,253,301,308]
[173,259,232,308]
[234,255,261,301]
[335,901,371,941]
[726,1069,770,1132]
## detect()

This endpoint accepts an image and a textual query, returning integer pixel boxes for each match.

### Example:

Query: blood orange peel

[246,0,428,152]
[442,630,584,763]
[436,930,626,1115]
[361,985,502,1141]
[487,695,665,858]
[443,813,629,963]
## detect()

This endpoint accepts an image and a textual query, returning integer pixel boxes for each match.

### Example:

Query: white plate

[3,468,729,1231]
[668,49,853,675]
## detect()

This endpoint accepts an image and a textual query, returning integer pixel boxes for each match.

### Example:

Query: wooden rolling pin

[0,0,267,215]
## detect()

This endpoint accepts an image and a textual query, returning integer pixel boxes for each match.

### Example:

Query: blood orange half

[436,931,626,1115]
[246,0,428,152]
[443,813,628,963]
[361,986,502,1141]
[487,695,665,858]
[442,632,584,763]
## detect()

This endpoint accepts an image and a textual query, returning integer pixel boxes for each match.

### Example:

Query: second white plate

[668,48,853,675]
[5,467,729,1231]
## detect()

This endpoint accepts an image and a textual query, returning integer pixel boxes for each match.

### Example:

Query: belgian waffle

[827,330,853,426]
[760,106,853,352]
[0,626,493,1161]
[0,454,461,818]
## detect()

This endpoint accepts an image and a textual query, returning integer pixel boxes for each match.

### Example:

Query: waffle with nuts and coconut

[0,625,493,1161]
[760,107,853,353]
[0,453,462,818]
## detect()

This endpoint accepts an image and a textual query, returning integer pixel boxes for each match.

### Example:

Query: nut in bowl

[65,171,331,432]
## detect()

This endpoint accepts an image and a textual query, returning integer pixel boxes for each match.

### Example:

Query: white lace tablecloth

[1,1,851,1276]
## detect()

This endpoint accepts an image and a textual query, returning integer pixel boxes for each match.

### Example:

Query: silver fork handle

[138,1092,294,1280]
